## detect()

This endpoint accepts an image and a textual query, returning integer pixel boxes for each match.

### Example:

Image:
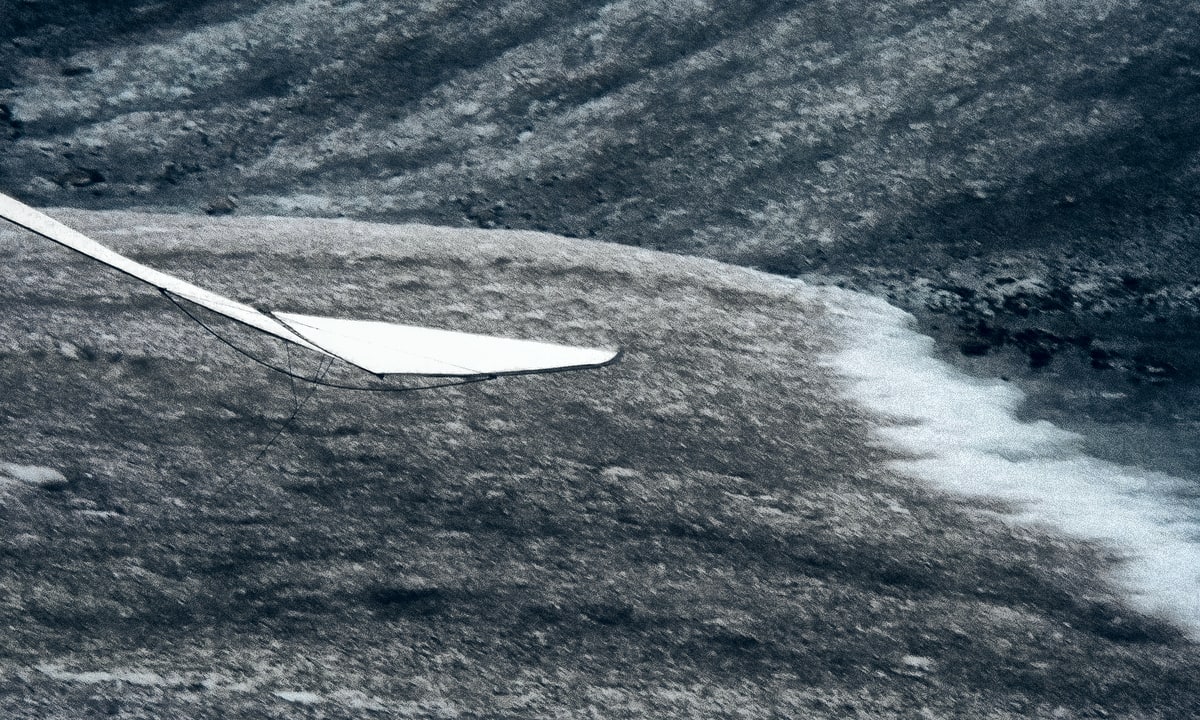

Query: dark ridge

[0,0,249,55]
[365,585,444,616]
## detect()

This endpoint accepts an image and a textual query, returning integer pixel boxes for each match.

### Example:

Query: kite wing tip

[597,346,623,368]
[274,310,621,377]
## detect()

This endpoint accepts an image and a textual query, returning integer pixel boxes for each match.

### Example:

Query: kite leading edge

[0,192,620,380]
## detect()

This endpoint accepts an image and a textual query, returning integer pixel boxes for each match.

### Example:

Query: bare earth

[3,0,1200,479]
[0,211,1197,718]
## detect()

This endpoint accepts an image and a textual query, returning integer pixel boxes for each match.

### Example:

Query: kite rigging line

[0,190,617,380]
[158,287,499,489]
[158,289,492,488]
[159,289,497,393]
[220,352,331,490]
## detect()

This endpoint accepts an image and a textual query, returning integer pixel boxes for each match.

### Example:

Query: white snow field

[822,287,1200,636]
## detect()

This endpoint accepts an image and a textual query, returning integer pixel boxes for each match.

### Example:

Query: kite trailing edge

[0,191,620,380]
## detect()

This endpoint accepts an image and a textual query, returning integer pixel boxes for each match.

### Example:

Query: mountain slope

[1,2,1196,266]
[3,0,1200,411]
[0,211,1197,718]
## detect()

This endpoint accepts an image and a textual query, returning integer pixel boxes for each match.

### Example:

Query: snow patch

[36,664,171,687]
[821,286,1200,636]
[274,690,324,704]
[0,463,67,488]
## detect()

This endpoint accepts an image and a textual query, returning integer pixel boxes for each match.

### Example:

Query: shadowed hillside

[1,211,1198,717]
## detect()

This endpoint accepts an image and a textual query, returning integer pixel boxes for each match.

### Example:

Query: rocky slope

[2,1,1199,378]
[1,210,1198,718]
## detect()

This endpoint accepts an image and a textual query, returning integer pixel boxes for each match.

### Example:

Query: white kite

[0,192,620,384]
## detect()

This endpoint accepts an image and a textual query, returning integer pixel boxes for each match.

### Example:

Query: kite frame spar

[0,192,620,388]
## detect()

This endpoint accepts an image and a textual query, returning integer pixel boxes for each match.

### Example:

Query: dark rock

[364,584,442,616]
[1078,602,1182,644]
[709,629,761,650]
[158,162,192,185]
[959,339,992,357]
[1042,285,1074,311]
[1090,347,1116,369]
[54,167,106,188]
[1120,275,1144,291]
[582,601,635,626]
[1028,346,1054,368]
[203,195,238,215]
[86,696,121,716]
[0,103,22,140]
[974,320,1009,344]
[1002,295,1031,316]
[1013,328,1063,347]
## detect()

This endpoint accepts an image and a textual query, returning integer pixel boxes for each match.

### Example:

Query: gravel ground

[3,0,1199,477]
[0,210,1198,718]
[3,3,1200,715]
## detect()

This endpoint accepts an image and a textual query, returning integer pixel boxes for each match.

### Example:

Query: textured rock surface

[0,211,1197,717]
[3,3,1200,714]
[2,0,1199,477]
[1,2,1197,302]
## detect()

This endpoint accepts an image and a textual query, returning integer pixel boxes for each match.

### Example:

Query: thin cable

[159,289,496,393]
[220,354,332,489]
[284,342,299,409]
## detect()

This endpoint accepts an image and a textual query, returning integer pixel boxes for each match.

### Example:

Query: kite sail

[0,192,620,379]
